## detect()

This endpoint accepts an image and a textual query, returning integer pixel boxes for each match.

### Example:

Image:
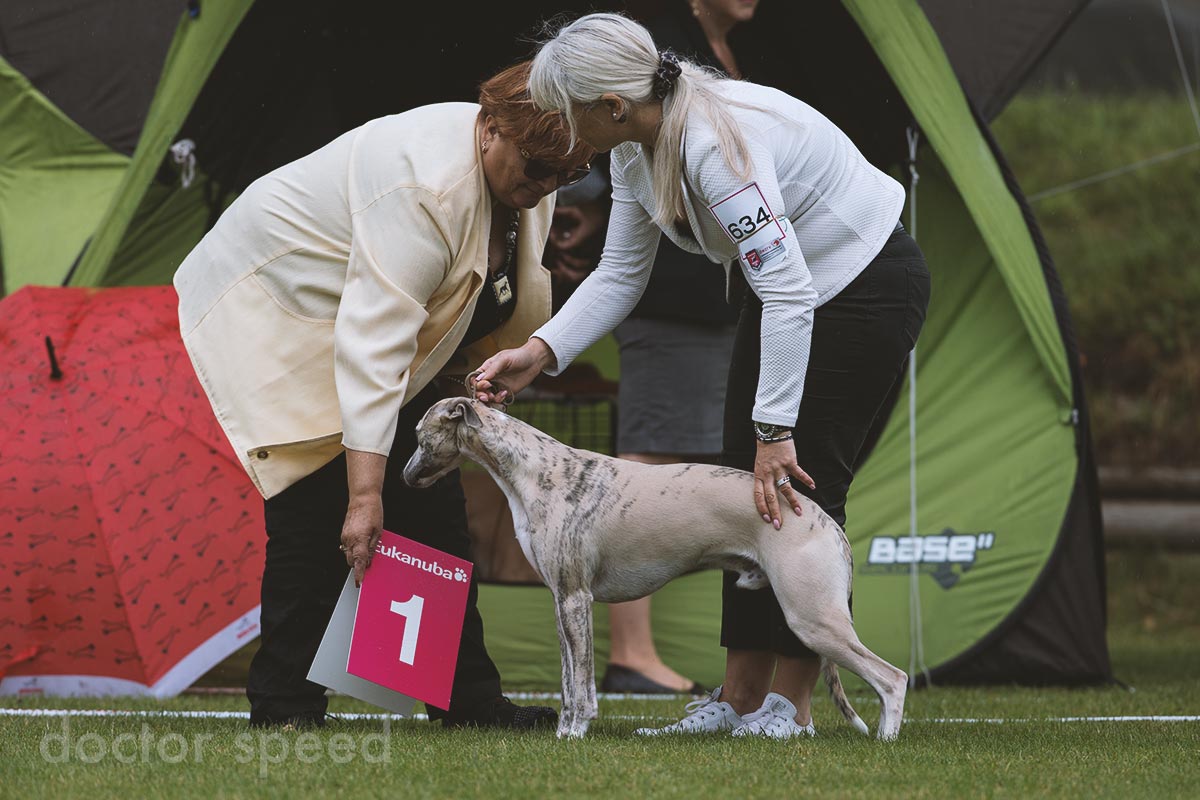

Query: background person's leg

[605,450,700,693]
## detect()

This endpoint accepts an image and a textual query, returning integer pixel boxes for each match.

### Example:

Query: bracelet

[754,421,793,443]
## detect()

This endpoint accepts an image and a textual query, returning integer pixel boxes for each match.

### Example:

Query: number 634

[726,206,773,240]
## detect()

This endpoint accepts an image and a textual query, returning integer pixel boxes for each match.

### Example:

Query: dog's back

[538,453,848,604]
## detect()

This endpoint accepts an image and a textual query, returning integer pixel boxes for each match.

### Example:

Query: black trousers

[246,383,501,723]
[720,226,931,657]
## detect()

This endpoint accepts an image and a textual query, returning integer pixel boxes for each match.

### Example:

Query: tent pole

[906,126,932,688]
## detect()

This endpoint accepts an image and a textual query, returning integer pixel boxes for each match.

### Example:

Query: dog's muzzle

[402,449,433,487]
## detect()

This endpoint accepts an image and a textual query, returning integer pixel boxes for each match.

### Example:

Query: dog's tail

[821,658,870,736]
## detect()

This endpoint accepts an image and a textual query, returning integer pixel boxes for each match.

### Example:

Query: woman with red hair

[175,61,592,730]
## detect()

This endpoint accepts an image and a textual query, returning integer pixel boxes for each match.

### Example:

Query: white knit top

[534,81,905,426]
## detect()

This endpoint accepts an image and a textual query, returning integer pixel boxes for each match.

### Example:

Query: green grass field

[3,550,1197,799]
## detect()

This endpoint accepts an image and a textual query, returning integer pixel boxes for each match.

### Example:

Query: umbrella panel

[0,286,265,695]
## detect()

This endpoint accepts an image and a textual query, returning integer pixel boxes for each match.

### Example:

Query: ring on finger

[775,476,791,488]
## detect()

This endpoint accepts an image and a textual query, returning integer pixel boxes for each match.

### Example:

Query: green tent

[0,0,1110,690]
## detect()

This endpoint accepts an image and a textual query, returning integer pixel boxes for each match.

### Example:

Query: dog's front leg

[553,589,596,738]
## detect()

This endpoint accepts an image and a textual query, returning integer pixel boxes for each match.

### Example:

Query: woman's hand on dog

[754,439,816,529]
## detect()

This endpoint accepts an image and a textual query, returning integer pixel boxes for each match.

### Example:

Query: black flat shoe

[441,696,558,730]
[599,663,709,696]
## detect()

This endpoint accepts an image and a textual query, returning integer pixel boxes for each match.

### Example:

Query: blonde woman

[474,13,930,738]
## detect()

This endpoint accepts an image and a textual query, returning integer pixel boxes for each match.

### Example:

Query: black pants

[246,384,501,724]
[720,226,931,656]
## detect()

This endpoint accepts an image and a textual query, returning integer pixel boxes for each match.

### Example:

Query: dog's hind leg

[766,538,907,740]
[552,589,597,738]
[785,609,908,740]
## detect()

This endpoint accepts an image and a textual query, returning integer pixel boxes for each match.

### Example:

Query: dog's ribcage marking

[547,453,622,597]
[476,425,622,594]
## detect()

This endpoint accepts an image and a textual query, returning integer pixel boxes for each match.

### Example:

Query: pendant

[492,274,513,306]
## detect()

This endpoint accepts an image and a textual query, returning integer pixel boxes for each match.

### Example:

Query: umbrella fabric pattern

[0,286,263,696]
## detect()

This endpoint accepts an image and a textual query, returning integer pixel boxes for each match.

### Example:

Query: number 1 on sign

[389,595,425,665]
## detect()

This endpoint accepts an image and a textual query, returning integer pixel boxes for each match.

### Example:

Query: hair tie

[653,49,682,99]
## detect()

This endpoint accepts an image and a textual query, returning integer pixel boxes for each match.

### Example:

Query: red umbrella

[0,286,264,697]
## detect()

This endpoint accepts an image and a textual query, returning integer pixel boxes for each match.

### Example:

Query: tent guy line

[1028,0,1200,204]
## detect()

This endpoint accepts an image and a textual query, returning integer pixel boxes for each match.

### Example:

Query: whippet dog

[403,398,908,740]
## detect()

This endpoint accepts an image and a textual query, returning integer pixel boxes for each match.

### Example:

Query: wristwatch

[753,421,793,442]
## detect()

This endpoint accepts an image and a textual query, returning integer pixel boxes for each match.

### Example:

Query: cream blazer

[175,103,553,499]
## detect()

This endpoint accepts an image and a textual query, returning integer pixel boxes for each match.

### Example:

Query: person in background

[474,13,930,738]
[174,61,591,730]
[543,154,612,313]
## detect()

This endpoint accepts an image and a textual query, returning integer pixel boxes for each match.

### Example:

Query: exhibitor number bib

[708,182,792,271]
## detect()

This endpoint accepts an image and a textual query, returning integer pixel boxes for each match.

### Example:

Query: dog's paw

[556,724,588,739]
[736,568,769,590]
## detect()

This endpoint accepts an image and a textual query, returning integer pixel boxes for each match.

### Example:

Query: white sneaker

[731,692,817,739]
[633,686,743,736]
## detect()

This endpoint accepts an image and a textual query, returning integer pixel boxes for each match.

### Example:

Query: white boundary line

[924,716,1200,724]
[510,691,687,701]
[2,708,1198,724]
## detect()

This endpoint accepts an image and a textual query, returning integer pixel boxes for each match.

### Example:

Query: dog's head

[402,398,488,488]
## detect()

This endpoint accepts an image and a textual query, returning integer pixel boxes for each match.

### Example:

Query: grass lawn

[2,551,1197,798]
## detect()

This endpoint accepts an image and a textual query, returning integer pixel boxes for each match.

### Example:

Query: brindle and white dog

[402,397,908,740]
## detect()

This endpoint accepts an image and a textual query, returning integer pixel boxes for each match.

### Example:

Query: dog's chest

[512,524,545,583]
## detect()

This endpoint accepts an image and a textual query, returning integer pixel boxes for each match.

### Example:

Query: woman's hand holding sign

[341,450,388,586]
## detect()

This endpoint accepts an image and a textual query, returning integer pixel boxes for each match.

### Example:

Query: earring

[481,140,489,153]
[690,0,701,18]
[612,109,628,124]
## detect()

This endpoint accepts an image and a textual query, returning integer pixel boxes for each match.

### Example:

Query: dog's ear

[447,400,483,430]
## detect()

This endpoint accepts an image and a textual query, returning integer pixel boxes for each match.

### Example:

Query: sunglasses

[520,148,591,187]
